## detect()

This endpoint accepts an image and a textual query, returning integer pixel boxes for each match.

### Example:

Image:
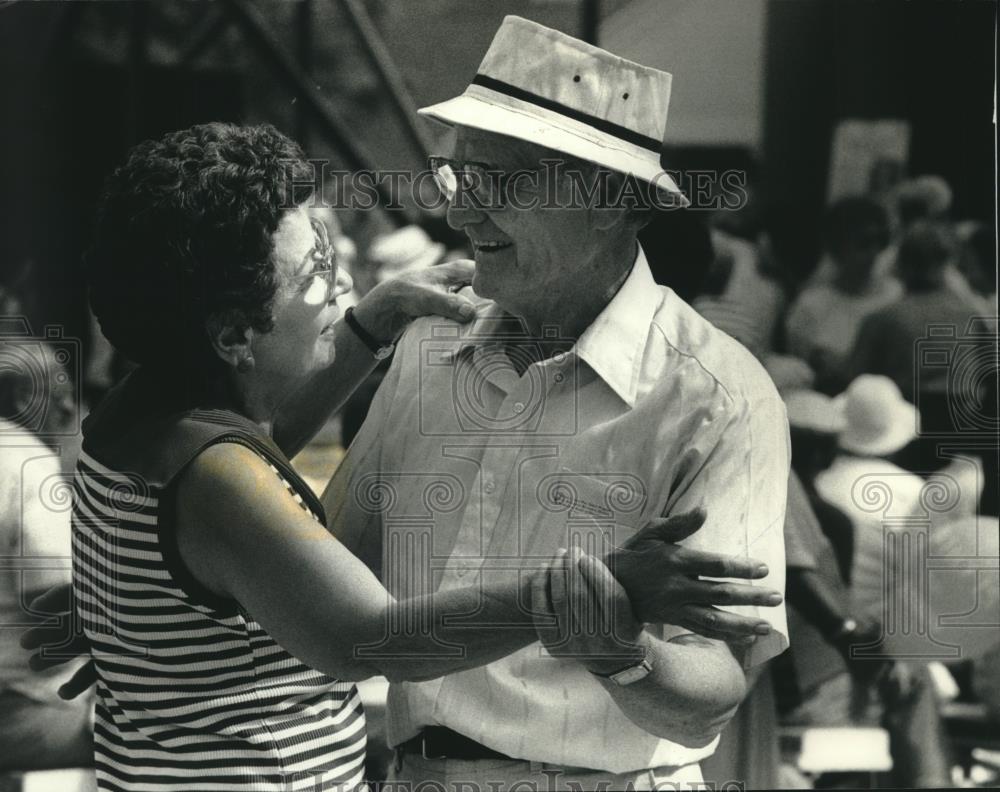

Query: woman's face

[251,205,351,390]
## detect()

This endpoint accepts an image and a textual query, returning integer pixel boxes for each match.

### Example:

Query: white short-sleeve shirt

[324,246,790,773]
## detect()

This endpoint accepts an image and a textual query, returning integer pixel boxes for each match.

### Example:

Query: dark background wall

[764,0,997,277]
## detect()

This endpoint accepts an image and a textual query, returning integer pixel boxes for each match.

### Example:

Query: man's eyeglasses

[290,216,353,301]
[428,156,544,209]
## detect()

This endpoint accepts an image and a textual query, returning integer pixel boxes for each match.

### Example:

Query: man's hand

[19,583,96,700]
[531,547,647,676]
[602,509,783,640]
[353,259,477,342]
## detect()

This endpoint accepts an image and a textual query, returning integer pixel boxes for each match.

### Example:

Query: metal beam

[335,0,434,162]
[295,0,313,148]
[126,0,149,145]
[177,6,231,66]
[222,0,410,224]
[581,0,600,45]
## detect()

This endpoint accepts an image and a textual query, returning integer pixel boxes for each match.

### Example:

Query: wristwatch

[345,307,395,361]
[590,649,653,687]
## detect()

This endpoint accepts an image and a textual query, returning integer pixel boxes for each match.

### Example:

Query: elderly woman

[24,123,780,791]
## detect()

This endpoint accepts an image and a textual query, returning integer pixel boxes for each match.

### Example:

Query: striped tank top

[71,376,366,791]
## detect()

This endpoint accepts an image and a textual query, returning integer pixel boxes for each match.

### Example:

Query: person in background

[777,385,954,788]
[894,174,952,229]
[850,222,998,505]
[954,220,997,310]
[785,197,899,390]
[0,343,92,771]
[885,175,986,304]
[779,392,886,724]
[814,374,924,526]
[691,228,785,361]
[686,220,815,394]
[368,225,448,284]
[850,222,987,404]
[813,174,952,287]
[340,225,452,449]
[638,206,716,304]
[973,641,1000,722]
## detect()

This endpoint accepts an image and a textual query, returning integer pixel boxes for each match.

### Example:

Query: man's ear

[206,312,253,370]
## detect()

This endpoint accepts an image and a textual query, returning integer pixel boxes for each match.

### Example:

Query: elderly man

[324,16,789,791]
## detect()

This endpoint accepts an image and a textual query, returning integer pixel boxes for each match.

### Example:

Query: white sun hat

[834,375,921,457]
[418,15,688,206]
[784,389,848,435]
[368,225,446,283]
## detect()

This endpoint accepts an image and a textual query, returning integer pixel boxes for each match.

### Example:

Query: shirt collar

[453,245,660,407]
[573,244,660,407]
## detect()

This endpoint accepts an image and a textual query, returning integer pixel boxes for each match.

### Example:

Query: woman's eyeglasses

[290,217,353,301]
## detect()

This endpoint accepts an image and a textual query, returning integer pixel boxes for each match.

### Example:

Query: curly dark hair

[88,122,315,371]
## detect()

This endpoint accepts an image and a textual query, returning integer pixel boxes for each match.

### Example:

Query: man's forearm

[595,632,747,747]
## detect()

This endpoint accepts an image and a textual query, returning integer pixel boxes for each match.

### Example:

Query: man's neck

[505,241,637,375]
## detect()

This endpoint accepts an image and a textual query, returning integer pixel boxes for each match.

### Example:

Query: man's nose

[446,196,486,231]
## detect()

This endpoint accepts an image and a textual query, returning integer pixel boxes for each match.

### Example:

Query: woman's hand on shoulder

[352,259,478,342]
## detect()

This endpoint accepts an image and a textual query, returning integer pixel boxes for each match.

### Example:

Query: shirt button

[513,401,525,414]
[553,352,566,364]
[553,372,564,383]
[483,480,496,494]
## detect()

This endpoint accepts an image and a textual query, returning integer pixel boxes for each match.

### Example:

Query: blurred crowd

[1,160,997,789]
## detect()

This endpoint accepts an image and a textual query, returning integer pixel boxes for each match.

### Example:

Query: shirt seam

[649,319,739,408]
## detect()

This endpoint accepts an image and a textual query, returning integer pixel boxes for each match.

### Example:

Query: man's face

[445,129,600,321]
[833,221,887,292]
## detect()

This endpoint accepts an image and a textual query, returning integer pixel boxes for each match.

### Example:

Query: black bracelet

[344,306,392,358]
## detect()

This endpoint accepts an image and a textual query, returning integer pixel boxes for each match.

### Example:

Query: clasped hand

[530,510,782,674]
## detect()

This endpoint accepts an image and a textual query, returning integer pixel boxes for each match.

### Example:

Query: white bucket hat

[368,225,446,283]
[834,375,920,457]
[785,389,847,435]
[418,15,688,206]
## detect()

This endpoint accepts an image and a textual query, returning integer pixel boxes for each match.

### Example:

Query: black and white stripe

[72,449,366,791]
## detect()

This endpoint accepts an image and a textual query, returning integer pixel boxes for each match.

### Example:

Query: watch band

[589,648,652,686]
[608,657,653,686]
[344,307,395,360]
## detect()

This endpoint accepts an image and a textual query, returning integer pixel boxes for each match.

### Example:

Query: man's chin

[471,270,498,300]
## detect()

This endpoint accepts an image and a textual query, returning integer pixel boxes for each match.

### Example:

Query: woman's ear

[206,313,254,371]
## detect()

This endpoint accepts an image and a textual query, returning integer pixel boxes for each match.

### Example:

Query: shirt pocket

[530,469,649,557]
